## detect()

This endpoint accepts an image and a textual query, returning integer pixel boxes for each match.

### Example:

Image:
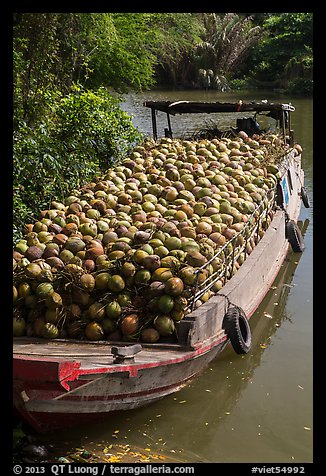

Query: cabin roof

[143,100,295,115]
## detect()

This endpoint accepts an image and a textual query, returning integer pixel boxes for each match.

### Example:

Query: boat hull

[14,337,227,432]
[13,150,305,433]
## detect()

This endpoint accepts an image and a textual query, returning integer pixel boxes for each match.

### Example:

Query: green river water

[35,89,313,464]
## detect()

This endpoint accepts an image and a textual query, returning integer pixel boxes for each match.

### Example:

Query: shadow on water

[33,220,310,463]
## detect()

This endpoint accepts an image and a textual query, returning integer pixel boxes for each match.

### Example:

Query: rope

[217,293,248,321]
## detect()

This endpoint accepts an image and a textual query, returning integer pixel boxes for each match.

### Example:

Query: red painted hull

[13,337,227,433]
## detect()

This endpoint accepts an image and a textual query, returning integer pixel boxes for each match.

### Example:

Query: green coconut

[121,262,136,278]
[151,268,173,283]
[158,294,174,313]
[88,302,106,321]
[95,272,111,290]
[134,269,152,285]
[42,322,59,339]
[25,262,42,279]
[85,322,104,341]
[164,236,182,251]
[35,282,54,299]
[105,300,122,319]
[117,292,132,308]
[80,273,95,291]
[153,315,175,336]
[108,275,125,293]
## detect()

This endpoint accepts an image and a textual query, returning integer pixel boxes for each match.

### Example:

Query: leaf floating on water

[298,385,304,390]
[156,414,162,418]
[179,400,187,404]
[304,427,311,431]
[260,344,268,349]
[264,312,273,319]
[225,412,230,415]
[105,455,122,463]
[205,389,212,392]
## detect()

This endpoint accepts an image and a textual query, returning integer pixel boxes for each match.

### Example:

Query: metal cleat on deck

[111,344,142,364]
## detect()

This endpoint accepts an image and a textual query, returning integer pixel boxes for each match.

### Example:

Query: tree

[147,13,204,86]
[250,13,313,88]
[13,13,158,126]
[86,13,157,91]
[194,13,262,79]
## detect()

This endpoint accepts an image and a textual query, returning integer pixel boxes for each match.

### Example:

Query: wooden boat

[13,101,309,433]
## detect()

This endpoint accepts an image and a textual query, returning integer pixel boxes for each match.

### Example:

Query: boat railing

[187,185,277,312]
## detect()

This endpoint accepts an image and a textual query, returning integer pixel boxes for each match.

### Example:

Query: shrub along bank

[13,86,143,243]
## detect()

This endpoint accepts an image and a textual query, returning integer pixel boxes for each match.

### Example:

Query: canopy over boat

[143,100,295,114]
[143,100,295,142]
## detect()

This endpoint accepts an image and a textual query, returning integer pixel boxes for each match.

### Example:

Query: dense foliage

[13,12,313,242]
[13,87,142,242]
[249,13,313,91]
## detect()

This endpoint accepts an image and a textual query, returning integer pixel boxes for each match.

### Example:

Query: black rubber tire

[301,186,310,208]
[286,220,305,252]
[222,306,252,355]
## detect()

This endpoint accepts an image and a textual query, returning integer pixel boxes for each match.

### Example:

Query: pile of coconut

[13,133,296,343]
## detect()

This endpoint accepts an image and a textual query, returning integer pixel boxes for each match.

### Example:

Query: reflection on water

[41,91,313,463]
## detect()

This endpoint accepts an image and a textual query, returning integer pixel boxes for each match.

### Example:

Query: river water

[40,89,313,464]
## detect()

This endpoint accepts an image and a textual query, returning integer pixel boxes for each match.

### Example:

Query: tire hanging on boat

[286,219,305,252]
[301,186,310,208]
[222,305,252,354]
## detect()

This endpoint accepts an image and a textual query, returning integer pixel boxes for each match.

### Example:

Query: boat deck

[13,337,204,372]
